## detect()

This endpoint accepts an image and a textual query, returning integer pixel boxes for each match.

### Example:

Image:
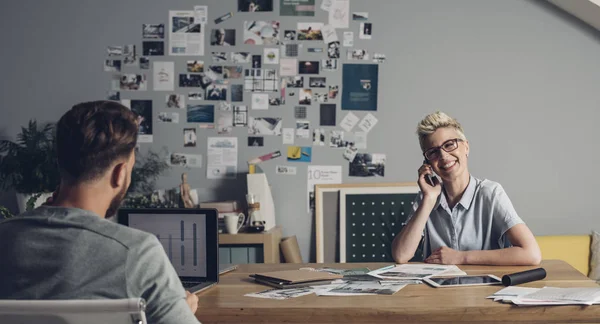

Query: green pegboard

[345,193,424,263]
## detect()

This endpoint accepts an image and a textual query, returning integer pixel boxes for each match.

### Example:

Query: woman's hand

[418,163,441,201]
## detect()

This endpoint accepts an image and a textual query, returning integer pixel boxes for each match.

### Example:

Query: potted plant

[123,149,172,208]
[0,120,60,213]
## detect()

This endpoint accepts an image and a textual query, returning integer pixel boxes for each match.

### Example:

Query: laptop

[117,208,219,293]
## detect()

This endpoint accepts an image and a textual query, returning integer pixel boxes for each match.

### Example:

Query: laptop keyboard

[182,281,202,288]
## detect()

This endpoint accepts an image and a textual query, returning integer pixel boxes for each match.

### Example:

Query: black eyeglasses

[423,138,463,161]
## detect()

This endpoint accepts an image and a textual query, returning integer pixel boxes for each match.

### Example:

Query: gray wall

[1,0,599,262]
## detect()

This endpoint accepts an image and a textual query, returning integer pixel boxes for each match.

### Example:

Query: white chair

[0,298,146,324]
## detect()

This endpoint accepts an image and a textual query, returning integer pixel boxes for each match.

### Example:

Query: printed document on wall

[207,137,238,179]
[307,165,342,212]
[342,64,378,111]
[169,10,205,56]
[153,62,174,91]
[329,0,349,29]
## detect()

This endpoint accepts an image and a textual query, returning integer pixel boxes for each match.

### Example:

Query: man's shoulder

[6,206,158,250]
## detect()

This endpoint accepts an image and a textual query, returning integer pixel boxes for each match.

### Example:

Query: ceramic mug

[224,213,245,234]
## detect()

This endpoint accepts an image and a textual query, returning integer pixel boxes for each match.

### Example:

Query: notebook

[250,270,343,289]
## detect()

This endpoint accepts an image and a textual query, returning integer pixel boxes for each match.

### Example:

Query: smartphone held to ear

[423,160,438,187]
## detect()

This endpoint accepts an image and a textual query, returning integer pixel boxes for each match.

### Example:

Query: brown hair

[56,100,138,183]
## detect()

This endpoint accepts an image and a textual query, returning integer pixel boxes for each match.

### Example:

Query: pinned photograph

[183,128,197,147]
[329,130,347,148]
[281,0,315,16]
[143,41,164,56]
[238,0,273,12]
[287,146,312,162]
[299,89,312,105]
[347,49,369,60]
[207,65,223,79]
[119,74,147,91]
[285,43,299,57]
[188,92,203,100]
[107,45,123,56]
[296,120,310,139]
[217,110,234,134]
[269,97,281,106]
[295,106,307,119]
[169,153,202,168]
[359,22,372,40]
[297,22,323,40]
[231,52,251,63]
[104,60,121,72]
[211,28,236,46]
[231,84,244,102]
[284,30,296,41]
[327,41,340,58]
[187,60,204,72]
[349,153,385,177]
[123,44,137,66]
[212,52,228,62]
[322,59,338,71]
[352,12,368,20]
[107,91,120,101]
[244,68,278,92]
[244,21,280,45]
[313,92,328,103]
[252,55,262,68]
[252,93,269,110]
[179,74,211,88]
[299,61,319,74]
[309,77,326,88]
[171,15,201,33]
[143,24,165,39]
[248,117,283,135]
[248,136,264,147]
[130,100,153,141]
[313,128,326,146]
[166,94,185,108]
[284,76,304,88]
[328,85,339,99]
[206,84,227,101]
[223,66,243,79]
[263,48,280,64]
[139,57,150,69]
[320,103,336,126]
[187,104,215,128]
[307,47,323,53]
[158,112,179,123]
[373,53,386,63]
[343,145,358,162]
[233,105,248,126]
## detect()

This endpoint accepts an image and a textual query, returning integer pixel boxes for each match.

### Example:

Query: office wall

[1,0,599,262]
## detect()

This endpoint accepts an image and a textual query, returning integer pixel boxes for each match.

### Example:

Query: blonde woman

[391,112,541,266]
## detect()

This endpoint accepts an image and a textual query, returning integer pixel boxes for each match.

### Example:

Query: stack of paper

[488,287,600,306]
[368,264,467,280]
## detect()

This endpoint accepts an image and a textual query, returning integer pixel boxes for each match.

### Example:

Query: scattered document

[369,264,464,280]
[206,137,237,179]
[317,281,406,296]
[488,286,600,306]
[245,287,314,300]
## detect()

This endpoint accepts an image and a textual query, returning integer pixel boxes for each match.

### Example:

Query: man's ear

[110,162,128,189]
[464,140,470,157]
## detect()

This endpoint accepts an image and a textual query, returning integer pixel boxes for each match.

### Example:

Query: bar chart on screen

[129,214,207,277]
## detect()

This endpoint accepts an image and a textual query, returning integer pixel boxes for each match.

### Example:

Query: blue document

[341,64,378,111]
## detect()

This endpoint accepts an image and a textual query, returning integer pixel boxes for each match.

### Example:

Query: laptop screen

[128,213,207,277]
[117,208,219,283]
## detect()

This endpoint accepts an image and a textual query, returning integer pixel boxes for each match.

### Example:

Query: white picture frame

[314,182,416,263]
[338,185,419,263]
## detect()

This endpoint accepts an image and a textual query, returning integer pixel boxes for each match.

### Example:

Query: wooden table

[218,226,282,263]
[195,260,600,323]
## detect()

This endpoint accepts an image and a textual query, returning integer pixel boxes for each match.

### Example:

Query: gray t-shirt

[0,206,200,324]
[409,175,524,259]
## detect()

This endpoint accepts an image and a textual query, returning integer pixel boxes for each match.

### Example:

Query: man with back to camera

[0,101,201,324]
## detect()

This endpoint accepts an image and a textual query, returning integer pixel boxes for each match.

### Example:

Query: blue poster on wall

[341,64,378,111]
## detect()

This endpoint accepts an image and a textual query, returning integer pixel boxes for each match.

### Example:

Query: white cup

[224,213,245,234]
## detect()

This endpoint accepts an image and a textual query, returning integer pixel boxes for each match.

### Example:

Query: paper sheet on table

[517,287,600,305]
[245,287,314,300]
[486,286,539,299]
[369,264,464,280]
[317,281,406,296]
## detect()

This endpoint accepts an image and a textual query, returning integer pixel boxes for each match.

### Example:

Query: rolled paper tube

[502,268,547,286]
[280,236,303,263]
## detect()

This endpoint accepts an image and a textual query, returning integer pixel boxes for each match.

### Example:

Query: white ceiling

[547,0,600,31]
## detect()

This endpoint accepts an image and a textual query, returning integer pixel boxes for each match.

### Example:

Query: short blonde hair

[416,111,467,151]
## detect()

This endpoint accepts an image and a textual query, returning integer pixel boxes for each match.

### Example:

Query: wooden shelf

[219,226,282,263]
